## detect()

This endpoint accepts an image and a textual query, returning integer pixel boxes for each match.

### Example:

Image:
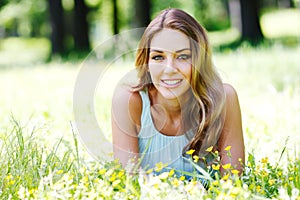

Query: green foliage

[0,119,299,199]
[193,0,230,31]
[0,37,50,67]
[0,0,48,37]
[151,0,182,16]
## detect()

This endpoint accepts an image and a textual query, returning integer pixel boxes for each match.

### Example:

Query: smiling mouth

[161,79,182,86]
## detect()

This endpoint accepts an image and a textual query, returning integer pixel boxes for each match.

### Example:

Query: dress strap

[139,90,151,129]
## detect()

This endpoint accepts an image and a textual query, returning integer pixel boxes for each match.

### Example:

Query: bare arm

[218,84,245,174]
[111,85,142,167]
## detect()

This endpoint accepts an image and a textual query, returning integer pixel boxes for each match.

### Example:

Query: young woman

[111,8,244,179]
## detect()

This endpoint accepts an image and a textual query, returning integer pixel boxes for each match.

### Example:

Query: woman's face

[148,29,192,100]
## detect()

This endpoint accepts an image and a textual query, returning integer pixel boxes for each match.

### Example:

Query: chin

[157,86,191,101]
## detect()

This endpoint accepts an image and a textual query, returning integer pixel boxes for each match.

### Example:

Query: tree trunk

[288,0,296,8]
[240,0,264,43]
[112,0,119,35]
[48,0,64,55]
[133,0,151,28]
[74,0,90,52]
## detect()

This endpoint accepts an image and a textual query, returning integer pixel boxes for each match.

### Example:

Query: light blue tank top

[138,90,196,177]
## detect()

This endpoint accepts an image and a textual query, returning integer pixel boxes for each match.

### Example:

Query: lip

[160,79,183,88]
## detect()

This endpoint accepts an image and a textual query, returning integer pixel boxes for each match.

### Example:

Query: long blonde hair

[134,8,225,157]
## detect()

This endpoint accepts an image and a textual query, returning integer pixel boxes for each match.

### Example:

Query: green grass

[0,37,50,67]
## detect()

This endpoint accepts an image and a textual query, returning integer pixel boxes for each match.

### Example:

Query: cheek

[148,64,162,78]
[181,64,192,81]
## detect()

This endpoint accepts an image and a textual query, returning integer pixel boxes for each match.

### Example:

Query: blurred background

[0,0,299,66]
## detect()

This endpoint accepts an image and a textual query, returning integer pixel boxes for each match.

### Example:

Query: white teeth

[162,80,181,85]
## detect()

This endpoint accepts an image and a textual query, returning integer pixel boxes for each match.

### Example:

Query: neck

[149,87,193,120]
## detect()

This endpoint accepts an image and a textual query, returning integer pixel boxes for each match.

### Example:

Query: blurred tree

[151,0,181,16]
[73,0,90,52]
[48,0,65,55]
[0,0,9,8]
[193,0,230,31]
[132,0,151,28]
[288,0,296,7]
[0,0,48,37]
[240,0,264,43]
[112,0,119,34]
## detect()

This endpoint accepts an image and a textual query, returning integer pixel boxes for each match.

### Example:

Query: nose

[164,56,177,73]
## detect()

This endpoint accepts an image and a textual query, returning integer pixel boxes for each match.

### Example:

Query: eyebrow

[149,48,191,53]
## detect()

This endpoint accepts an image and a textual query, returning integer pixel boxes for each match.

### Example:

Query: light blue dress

[138,90,198,178]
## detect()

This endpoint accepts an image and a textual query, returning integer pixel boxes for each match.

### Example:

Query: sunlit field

[0,8,299,199]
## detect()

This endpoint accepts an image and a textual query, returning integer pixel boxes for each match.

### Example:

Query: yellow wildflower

[117,170,125,178]
[186,149,195,155]
[109,173,117,182]
[247,162,252,167]
[172,178,180,187]
[99,168,106,175]
[278,171,282,177]
[256,185,261,193]
[231,169,239,175]
[56,170,64,175]
[261,157,268,163]
[212,180,219,186]
[268,179,275,186]
[9,180,16,185]
[206,146,213,152]
[193,155,199,163]
[222,173,230,181]
[222,163,231,170]
[155,162,168,172]
[212,164,220,170]
[249,183,255,190]
[179,176,185,181]
[169,169,175,177]
[29,188,37,195]
[5,174,12,180]
[261,170,268,177]
[146,168,153,174]
[224,146,231,151]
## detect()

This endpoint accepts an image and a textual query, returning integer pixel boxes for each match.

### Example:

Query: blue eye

[177,54,191,60]
[151,55,164,61]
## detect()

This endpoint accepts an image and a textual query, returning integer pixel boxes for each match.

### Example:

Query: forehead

[150,29,190,52]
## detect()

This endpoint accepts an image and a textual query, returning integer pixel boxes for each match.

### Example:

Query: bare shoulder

[219,83,244,170]
[222,83,242,123]
[223,83,239,101]
[112,84,142,126]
